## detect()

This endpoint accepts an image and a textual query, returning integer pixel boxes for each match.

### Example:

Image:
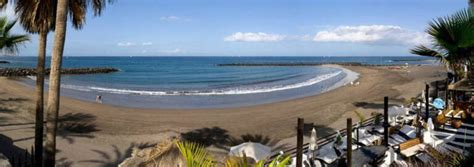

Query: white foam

[61,71,344,96]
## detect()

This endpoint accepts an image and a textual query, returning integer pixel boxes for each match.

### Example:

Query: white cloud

[224,32,286,42]
[166,48,182,54]
[160,16,181,21]
[313,25,429,45]
[158,48,183,54]
[117,42,136,47]
[142,42,153,46]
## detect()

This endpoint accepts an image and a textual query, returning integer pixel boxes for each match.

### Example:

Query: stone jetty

[0,67,119,77]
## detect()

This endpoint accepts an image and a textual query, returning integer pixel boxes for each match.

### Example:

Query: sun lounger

[461,122,474,128]
[315,142,338,164]
[453,110,464,118]
[399,125,417,139]
[399,138,425,157]
[353,128,382,146]
[444,110,454,117]
[338,137,358,151]
[443,126,474,135]
[423,131,445,147]
[373,126,384,134]
[379,147,397,167]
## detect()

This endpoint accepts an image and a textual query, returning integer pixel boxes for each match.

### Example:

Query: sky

[0,0,469,57]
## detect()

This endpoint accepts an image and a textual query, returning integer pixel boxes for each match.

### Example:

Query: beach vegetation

[0,16,29,55]
[174,140,290,167]
[411,8,474,78]
[354,110,366,123]
[176,140,216,167]
[371,112,382,126]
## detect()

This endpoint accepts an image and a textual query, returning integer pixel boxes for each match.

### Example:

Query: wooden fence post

[445,78,449,109]
[347,118,352,167]
[384,97,389,147]
[425,84,430,120]
[296,118,304,167]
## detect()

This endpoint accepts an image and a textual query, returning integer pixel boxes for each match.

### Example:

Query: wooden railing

[266,115,378,161]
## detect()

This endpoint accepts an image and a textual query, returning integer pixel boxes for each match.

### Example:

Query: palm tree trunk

[34,30,47,167]
[470,0,474,8]
[44,0,68,166]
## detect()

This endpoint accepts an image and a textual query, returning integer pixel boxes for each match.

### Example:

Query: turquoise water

[0,56,434,108]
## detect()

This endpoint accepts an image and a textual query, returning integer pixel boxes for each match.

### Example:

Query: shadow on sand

[180,127,282,149]
[352,101,399,110]
[0,98,28,113]
[79,142,155,167]
[57,113,100,144]
[180,126,230,147]
[301,123,337,138]
[0,97,29,104]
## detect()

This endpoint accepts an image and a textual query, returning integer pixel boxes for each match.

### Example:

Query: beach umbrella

[309,128,318,164]
[427,118,434,132]
[309,128,318,151]
[432,98,445,110]
[229,142,271,161]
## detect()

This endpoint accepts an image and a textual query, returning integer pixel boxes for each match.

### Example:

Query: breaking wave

[60,71,343,96]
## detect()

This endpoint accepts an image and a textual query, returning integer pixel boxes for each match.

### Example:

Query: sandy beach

[0,65,446,166]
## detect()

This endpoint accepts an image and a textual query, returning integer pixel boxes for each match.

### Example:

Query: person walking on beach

[96,95,103,103]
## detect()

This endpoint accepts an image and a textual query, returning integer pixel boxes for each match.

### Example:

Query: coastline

[0,64,446,166]
[19,65,360,109]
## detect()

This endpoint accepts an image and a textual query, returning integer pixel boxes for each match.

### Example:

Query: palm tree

[470,0,474,9]
[14,1,55,166]
[0,16,29,55]
[44,0,112,166]
[1,0,112,165]
[411,9,474,78]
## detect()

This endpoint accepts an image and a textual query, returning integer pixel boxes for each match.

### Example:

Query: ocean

[0,56,436,108]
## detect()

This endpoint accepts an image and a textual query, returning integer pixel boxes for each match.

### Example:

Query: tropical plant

[410,8,474,77]
[12,1,56,165]
[225,153,291,167]
[372,112,381,126]
[354,110,366,123]
[446,146,474,166]
[265,154,291,167]
[176,140,215,167]
[0,16,29,55]
[176,140,291,167]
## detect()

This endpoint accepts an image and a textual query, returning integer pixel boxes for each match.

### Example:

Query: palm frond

[410,45,442,58]
[15,0,56,33]
[354,110,366,122]
[267,154,291,167]
[175,140,215,167]
[0,16,29,55]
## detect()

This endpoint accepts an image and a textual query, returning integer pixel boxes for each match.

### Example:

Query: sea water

[0,56,435,108]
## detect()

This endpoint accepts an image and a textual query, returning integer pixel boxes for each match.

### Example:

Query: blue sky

[0,0,469,56]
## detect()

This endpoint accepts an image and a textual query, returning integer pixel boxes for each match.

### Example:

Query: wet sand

[0,65,445,166]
